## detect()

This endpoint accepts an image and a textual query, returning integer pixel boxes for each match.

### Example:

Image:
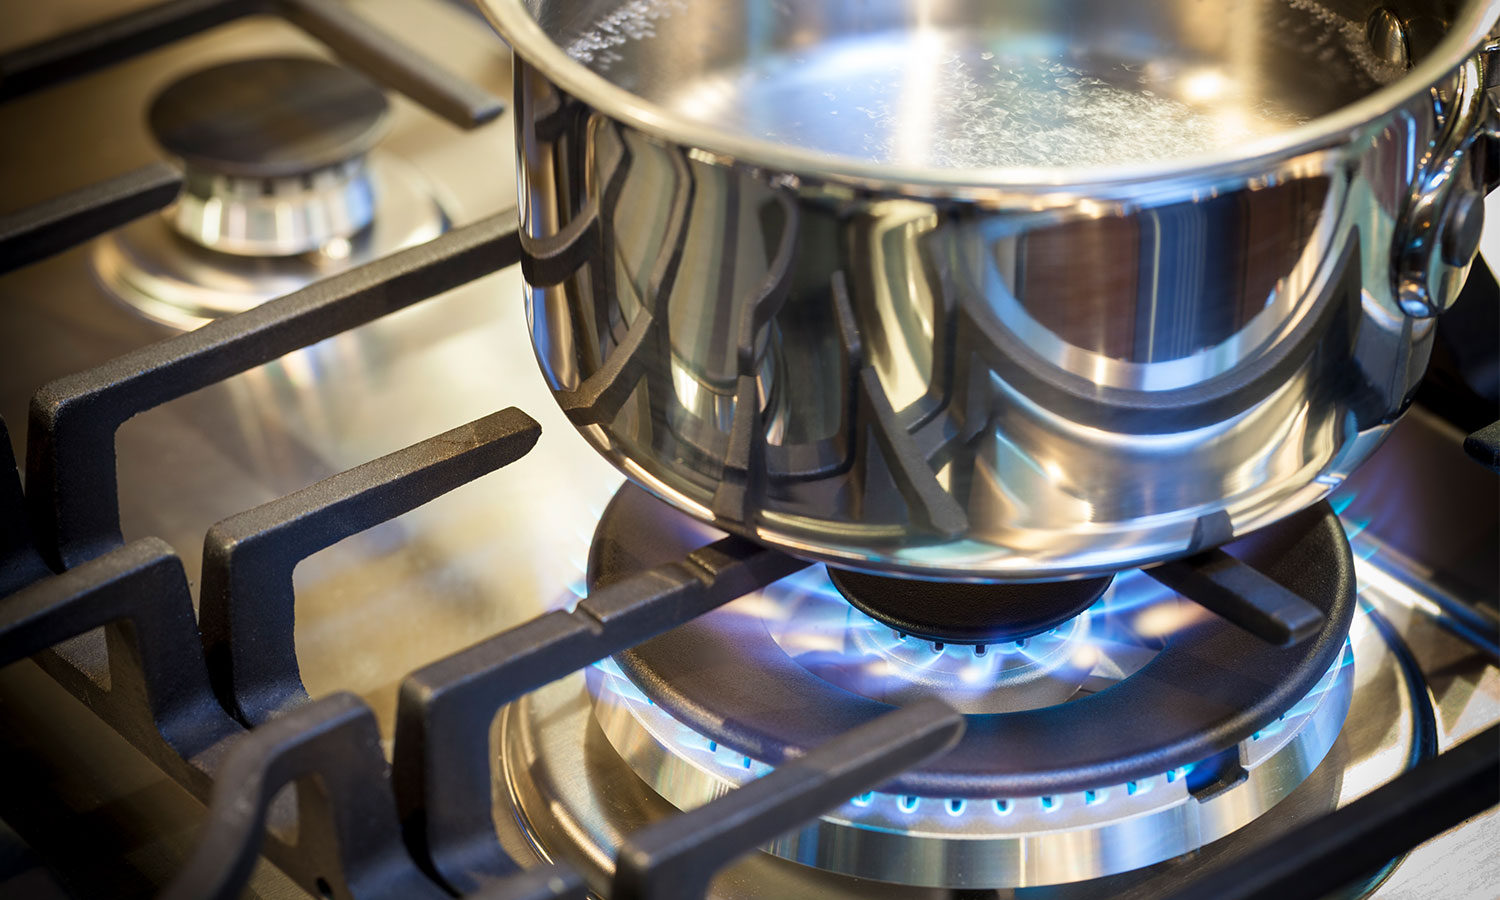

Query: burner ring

[827,566,1113,646]
[590,484,1356,798]
[588,645,1353,888]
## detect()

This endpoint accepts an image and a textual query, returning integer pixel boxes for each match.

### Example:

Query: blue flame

[588,532,1360,828]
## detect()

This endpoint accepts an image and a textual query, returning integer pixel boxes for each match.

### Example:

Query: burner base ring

[92,151,447,330]
[587,645,1353,888]
[498,601,1420,897]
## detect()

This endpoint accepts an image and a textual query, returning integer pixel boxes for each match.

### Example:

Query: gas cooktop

[0,2,1496,900]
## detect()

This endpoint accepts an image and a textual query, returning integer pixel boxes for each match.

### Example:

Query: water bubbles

[565,0,688,68]
[806,39,1308,170]
[1283,0,1408,85]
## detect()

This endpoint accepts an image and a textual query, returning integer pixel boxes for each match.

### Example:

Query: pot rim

[479,0,1499,195]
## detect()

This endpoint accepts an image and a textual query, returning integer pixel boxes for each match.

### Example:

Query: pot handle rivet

[1441,189,1486,268]
[1367,9,1411,70]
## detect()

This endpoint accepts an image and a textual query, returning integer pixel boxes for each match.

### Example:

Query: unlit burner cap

[149,57,390,256]
[828,566,1113,647]
[150,56,389,178]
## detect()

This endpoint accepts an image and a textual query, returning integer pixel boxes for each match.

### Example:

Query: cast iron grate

[0,4,1495,898]
[0,207,967,898]
[0,0,502,278]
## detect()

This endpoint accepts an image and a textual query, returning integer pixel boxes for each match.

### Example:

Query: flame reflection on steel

[586,562,1207,717]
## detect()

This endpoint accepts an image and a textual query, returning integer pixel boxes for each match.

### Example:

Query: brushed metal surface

[93,150,448,328]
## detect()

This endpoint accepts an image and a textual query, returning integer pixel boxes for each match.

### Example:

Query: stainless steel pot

[482,0,1499,581]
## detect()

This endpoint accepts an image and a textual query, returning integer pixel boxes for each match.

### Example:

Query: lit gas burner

[93,56,447,328]
[763,568,1108,714]
[589,641,1351,889]
[492,483,1434,896]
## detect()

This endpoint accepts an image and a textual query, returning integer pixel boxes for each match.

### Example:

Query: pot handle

[1393,48,1492,318]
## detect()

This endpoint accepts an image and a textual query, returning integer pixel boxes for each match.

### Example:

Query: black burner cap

[150,56,389,179]
[827,567,1113,645]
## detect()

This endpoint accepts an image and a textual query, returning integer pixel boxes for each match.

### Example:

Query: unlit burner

[150,56,390,256]
[95,56,446,328]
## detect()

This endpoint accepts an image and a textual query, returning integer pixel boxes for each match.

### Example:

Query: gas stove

[0,2,1496,900]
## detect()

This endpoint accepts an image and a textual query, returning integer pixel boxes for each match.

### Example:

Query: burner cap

[146,57,393,257]
[827,567,1112,646]
[150,56,389,179]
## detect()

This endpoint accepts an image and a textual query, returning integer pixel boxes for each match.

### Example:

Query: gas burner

[505,585,1432,900]
[826,565,1114,649]
[534,483,1366,889]
[589,645,1351,889]
[764,567,1108,714]
[150,56,391,256]
[94,56,447,328]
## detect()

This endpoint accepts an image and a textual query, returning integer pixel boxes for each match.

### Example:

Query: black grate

[1,184,972,895]
[0,4,1496,899]
[1466,420,1500,471]
[1162,723,1500,900]
[393,534,811,892]
[0,0,503,126]
[0,0,503,277]
[0,163,184,277]
[24,213,522,572]
[0,12,978,892]
[199,407,542,727]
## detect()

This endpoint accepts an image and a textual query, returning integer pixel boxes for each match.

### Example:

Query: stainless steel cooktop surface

[0,2,1495,898]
